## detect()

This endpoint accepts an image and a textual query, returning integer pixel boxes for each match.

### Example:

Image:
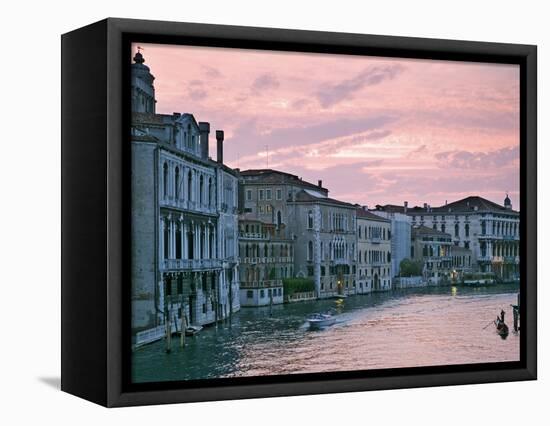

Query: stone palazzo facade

[130,51,239,337]
[356,208,392,292]
[238,215,294,306]
[376,195,519,281]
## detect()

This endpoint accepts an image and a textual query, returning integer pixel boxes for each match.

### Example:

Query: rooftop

[356,207,390,222]
[240,169,328,193]
[375,195,518,215]
[291,189,355,208]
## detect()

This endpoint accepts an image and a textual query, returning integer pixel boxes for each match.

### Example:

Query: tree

[399,258,423,277]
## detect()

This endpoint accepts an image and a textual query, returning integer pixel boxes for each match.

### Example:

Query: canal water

[132,284,520,383]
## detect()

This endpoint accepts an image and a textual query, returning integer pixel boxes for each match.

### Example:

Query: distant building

[356,207,392,292]
[289,190,357,298]
[239,169,329,229]
[130,51,239,337]
[375,195,520,280]
[239,170,357,299]
[449,245,474,282]
[370,208,411,279]
[410,226,452,285]
[238,215,293,306]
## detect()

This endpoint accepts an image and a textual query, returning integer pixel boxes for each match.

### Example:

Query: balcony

[239,256,293,264]
[160,197,217,215]
[239,232,266,240]
[370,236,381,244]
[161,258,222,271]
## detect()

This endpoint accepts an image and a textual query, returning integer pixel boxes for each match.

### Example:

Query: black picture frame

[61,17,537,407]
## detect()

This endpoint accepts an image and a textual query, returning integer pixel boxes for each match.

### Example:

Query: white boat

[307,313,336,330]
[185,325,203,336]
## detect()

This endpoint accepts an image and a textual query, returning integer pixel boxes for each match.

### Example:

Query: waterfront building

[370,209,411,279]
[356,207,392,292]
[375,195,520,280]
[239,169,329,229]
[289,190,357,298]
[130,51,240,338]
[237,214,294,306]
[449,245,474,282]
[410,226,453,284]
[239,169,357,298]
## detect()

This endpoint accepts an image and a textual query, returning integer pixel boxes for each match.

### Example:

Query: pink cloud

[133,43,520,208]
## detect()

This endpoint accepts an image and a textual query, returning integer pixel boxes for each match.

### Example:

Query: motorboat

[307,313,336,330]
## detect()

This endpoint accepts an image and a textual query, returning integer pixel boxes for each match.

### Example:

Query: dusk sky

[133,43,520,209]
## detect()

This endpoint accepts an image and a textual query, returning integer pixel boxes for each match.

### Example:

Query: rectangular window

[247,290,253,299]
[266,189,272,200]
[276,189,282,200]
[246,189,252,200]
[260,289,265,298]
[259,189,264,200]
[266,205,272,213]
[259,205,264,213]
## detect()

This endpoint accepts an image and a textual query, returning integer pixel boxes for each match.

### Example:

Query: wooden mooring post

[165,295,172,353]
[180,303,186,348]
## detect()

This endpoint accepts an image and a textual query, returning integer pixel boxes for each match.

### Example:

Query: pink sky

[133,43,520,209]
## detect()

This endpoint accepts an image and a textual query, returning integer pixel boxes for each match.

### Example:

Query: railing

[239,256,293,264]
[370,236,381,244]
[240,280,282,289]
[162,258,222,270]
[286,291,316,303]
[239,232,265,239]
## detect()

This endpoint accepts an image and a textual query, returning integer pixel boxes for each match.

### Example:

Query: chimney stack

[216,130,224,164]
[318,180,323,188]
[404,201,408,213]
[423,203,428,210]
[199,122,210,160]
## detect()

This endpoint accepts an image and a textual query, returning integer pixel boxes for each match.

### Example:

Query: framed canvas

[61,18,537,407]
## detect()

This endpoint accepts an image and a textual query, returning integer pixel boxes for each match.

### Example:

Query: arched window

[308,241,313,261]
[277,210,282,227]
[163,163,168,198]
[199,175,204,205]
[455,223,459,237]
[264,244,268,258]
[465,224,470,237]
[174,166,180,199]
[307,210,313,229]
[481,221,486,235]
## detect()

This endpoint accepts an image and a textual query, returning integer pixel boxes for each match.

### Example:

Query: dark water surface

[132,284,520,383]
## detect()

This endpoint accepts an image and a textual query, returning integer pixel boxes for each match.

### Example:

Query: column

[160,218,165,260]
[183,222,188,259]
[170,219,175,259]
[180,219,185,260]
[205,226,210,259]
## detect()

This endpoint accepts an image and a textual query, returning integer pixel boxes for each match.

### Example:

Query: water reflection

[132,284,520,383]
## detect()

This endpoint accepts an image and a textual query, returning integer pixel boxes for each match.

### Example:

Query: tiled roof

[356,208,390,222]
[291,189,355,208]
[240,169,327,193]
[433,196,515,213]
[376,195,517,214]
